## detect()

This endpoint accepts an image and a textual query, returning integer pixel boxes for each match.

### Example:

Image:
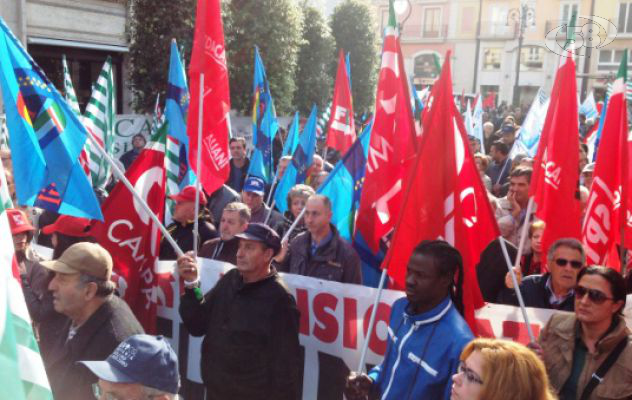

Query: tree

[330,0,378,114]
[128,0,196,113]
[294,6,335,115]
[225,0,302,115]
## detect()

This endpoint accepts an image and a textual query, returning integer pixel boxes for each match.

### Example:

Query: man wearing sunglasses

[499,238,585,311]
[537,266,631,400]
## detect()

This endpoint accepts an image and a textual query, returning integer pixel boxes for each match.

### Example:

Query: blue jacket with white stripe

[368,296,473,400]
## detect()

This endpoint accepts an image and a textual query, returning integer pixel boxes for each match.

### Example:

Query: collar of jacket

[306,224,340,259]
[232,266,279,292]
[404,296,453,328]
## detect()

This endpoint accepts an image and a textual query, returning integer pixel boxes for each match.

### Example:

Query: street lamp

[508,2,536,107]
[393,0,412,29]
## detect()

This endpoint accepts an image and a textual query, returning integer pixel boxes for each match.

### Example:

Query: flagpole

[356,268,388,373]
[513,196,535,270]
[85,131,184,258]
[193,73,204,259]
[499,236,536,343]
[281,207,305,243]
[265,174,278,206]
[264,200,276,226]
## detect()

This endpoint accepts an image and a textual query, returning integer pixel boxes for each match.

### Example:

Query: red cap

[168,185,207,205]
[7,209,34,235]
[42,215,92,237]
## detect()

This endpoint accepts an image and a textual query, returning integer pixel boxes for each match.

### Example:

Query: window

[422,7,442,38]
[560,2,579,33]
[483,48,502,70]
[520,47,544,71]
[490,6,508,35]
[619,2,632,33]
[598,49,632,71]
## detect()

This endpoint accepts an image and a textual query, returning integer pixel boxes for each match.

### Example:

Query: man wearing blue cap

[242,176,284,229]
[80,334,180,399]
[177,223,301,400]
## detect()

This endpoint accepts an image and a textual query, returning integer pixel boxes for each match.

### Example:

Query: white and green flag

[83,56,116,189]
[0,202,52,399]
[61,55,81,116]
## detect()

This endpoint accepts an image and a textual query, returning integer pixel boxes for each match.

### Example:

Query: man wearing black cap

[178,223,301,400]
[80,334,179,399]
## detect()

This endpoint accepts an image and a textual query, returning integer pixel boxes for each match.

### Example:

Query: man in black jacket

[178,223,301,400]
[159,185,218,260]
[498,238,585,311]
[199,201,250,264]
[42,242,144,400]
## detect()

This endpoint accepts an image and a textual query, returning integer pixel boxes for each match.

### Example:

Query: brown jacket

[539,313,632,400]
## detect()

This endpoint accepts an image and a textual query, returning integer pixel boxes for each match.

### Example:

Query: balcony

[478,22,517,40]
[399,24,449,42]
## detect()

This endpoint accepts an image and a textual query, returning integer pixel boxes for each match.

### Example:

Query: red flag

[582,53,629,271]
[482,92,496,109]
[354,19,417,256]
[91,134,167,333]
[383,52,498,332]
[187,0,231,195]
[530,55,581,257]
[325,50,355,154]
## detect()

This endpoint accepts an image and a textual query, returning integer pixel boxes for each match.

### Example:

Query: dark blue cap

[243,176,265,196]
[234,223,281,254]
[501,124,516,133]
[79,334,180,394]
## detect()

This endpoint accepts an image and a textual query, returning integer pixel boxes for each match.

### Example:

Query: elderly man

[199,202,250,264]
[242,176,284,229]
[42,242,143,399]
[499,238,585,310]
[178,223,301,400]
[536,266,631,400]
[159,185,218,260]
[227,137,250,192]
[80,334,180,400]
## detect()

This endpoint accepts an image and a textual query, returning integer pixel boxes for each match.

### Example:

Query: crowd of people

[2,101,631,400]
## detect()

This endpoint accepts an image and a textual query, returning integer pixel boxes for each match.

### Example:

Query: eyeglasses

[575,286,614,304]
[554,258,583,269]
[457,361,484,385]
[92,383,160,400]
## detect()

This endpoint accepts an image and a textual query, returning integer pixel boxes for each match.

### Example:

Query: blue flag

[165,39,195,187]
[0,17,102,220]
[248,46,278,183]
[591,94,609,161]
[317,120,372,241]
[281,112,300,158]
[274,106,318,213]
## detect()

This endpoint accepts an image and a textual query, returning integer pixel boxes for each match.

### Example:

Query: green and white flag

[0,203,52,399]
[0,156,12,210]
[0,115,8,151]
[164,127,180,226]
[83,56,116,189]
[61,55,81,116]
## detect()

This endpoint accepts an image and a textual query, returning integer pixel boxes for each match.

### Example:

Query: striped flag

[0,201,53,398]
[83,56,116,189]
[164,134,181,225]
[316,101,331,139]
[0,115,8,151]
[0,156,12,210]
[150,94,165,136]
[61,55,80,115]
[62,55,91,178]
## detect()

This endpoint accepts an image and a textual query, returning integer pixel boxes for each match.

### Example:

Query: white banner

[155,259,632,399]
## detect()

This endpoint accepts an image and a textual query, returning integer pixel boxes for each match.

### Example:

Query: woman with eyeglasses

[536,266,631,400]
[450,338,556,400]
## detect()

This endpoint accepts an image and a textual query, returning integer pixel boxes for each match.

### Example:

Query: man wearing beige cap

[41,242,144,400]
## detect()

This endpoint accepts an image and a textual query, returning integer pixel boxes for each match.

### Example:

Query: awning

[27,37,129,53]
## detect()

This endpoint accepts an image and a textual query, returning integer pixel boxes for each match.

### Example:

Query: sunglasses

[457,361,484,385]
[554,258,583,269]
[575,286,614,304]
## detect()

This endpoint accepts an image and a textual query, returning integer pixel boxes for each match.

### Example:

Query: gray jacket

[280,225,362,284]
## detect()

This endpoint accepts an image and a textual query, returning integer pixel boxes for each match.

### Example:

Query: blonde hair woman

[451,338,556,400]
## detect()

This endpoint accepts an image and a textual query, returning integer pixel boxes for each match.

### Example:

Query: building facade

[0,0,132,113]
[372,0,632,106]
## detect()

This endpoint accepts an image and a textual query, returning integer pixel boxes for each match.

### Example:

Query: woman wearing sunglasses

[450,338,556,400]
[537,266,631,400]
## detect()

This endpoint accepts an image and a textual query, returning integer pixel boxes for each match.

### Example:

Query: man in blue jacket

[345,240,473,400]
